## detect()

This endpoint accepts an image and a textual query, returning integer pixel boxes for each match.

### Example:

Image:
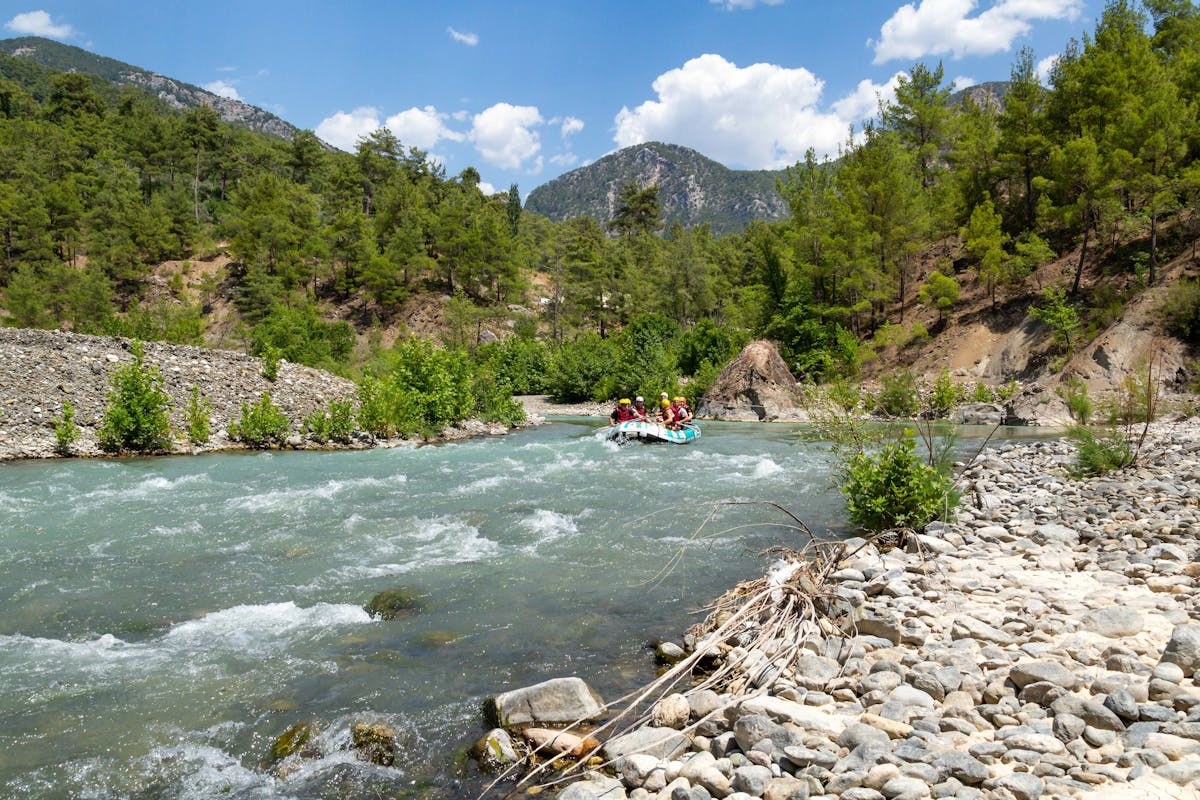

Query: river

[0,418,1009,799]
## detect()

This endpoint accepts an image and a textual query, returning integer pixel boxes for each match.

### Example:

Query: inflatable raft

[608,419,701,445]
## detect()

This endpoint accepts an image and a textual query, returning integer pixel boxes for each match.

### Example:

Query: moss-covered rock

[351,720,398,767]
[268,720,321,763]
[365,587,425,620]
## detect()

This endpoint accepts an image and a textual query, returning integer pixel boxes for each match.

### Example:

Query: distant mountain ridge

[0,36,302,140]
[525,142,789,234]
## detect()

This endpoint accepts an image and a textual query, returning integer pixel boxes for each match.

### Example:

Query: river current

[0,417,951,799]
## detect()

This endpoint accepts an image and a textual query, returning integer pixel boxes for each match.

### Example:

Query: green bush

[358,338,476,437]
[230,392,290,448]
[260,344,282,382]
[1057,376,1093,425]
[54,402,80,456]
[183,384,213,445]
[876,371,919,417]
[472,336,551,395]
[303,399,356,444]
[684,359,723,410]
[97,341,172,453]
[356,376,420,438]
[1066,425,1135,477]
[842,438,959,532]
[472,373,526,426]
[676,319,743,376]
[1160,278,1200,342]
[970,381,995,403]
[825,377,862,413]
[926,368,962,419]
[547,333,616,403]
[251,302,355,373]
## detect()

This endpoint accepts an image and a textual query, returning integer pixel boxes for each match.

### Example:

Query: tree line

[2,0,1200,404]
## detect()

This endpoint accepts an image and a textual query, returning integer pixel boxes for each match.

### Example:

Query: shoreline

[503,419,1200,800]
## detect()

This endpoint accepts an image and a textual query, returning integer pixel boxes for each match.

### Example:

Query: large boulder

[696,340,806,421]
[483,676,604,727]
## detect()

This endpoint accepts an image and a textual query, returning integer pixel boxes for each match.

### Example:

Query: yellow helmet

[674,396,685,403]
[619,398,631,405]
[660,398,670,408]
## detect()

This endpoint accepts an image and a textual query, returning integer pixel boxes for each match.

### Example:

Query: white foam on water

[332,517,500,579]
[80,473,209,504]
[150,519,205,538]
[135,743,270,799]
[162,601,372,653]
[453,474,505,495]
[519,509,579,551]
[225,474,406,513]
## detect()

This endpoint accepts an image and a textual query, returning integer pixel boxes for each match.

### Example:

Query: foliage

[917,270,960,321]
[1057,376,1093,424]
[926,368,962,419]
[970,382,995,403]
[53,401,80,456]
[547,333,616,403]
[358,338,477,436]
[1066,425,1136,477]
[471,372,526,426]
[230,392,290,448]
[1160,278,1200,342]
[97,341,172,453]
[1029,285,1080,355]
[842,437,960,532]
[250,302,355,373]
[472,335,551,395]
[303,399,356,444]
[876,371,920,417]
[675,318,743,376]
[260,344,282,382]
[183,384,212,445]
[825,377,862,413]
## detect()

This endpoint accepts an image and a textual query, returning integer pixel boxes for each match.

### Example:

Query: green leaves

[230,392,290,449]
[97,340,172,454]
[842,438,959,533]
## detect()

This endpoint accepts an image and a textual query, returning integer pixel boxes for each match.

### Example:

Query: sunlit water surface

[0,418,1026,799]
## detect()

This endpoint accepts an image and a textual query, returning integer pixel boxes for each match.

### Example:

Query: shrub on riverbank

[97,341,173,453]
[230,392,290,448]
[842,437,959,531]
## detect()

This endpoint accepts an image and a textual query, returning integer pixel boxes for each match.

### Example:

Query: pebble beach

[499,419,1200,800]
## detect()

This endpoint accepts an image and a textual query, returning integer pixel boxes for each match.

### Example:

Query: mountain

[525,142,789,234]
[0,36,302,140]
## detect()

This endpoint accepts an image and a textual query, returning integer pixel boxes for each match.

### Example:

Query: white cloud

[448,27,479,46]
[384,105,465,150]
[469,102,544,171]
[204,80,241,101]
[560,116,584,137]
[5,10,76,38]
[477,181,497,195]
[217,65,236,73]
[315,107,382,152]
[830,73,905,124]
[953,74,977,89]
[709,0,785,9]
[872,0,1082,64]
[1036,53,1059,84]
[614,53,860,169]
[550,153,579,167]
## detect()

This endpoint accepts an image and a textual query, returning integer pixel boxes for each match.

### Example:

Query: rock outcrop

[696,341,806,422]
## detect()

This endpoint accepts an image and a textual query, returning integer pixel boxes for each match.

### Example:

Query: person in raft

[632,396,650,420]
[658,392,676,427]
[672,396,692,428]
[610,398,639,426]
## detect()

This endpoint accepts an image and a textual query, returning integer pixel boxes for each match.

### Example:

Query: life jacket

[660,405,674,424]
[675,403,691,424]
[633,403,648,418]
[613,406,637,422]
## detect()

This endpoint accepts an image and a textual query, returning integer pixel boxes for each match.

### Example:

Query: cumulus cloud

[315,107,382,152]
[1036,53,1059,84]
[614,53,863,169]
[710,0,784,9]
[550,153,579,167]
[204,80,241,101]
[830,73,905,125]
[872,0,1082,64]
[384,105,465,149]
[448,27,479,46]
[953,75,977,89]
[469,103,544,171]
[559,116,584,137]
[5,10,76,38]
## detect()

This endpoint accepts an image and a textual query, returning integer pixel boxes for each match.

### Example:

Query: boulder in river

[365,587,425,620]
[267,720,322,766]
[696,340,806,422]
[472,728,520,771]
[483,676,604,727]
[351,720,398,766]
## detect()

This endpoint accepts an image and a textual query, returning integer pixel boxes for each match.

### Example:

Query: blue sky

[3,1,1105,197]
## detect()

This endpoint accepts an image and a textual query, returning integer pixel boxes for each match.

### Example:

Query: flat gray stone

[604,727,690,761]
[484,676,604,727]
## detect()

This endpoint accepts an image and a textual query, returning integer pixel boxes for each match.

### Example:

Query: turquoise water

[0,419,850,799]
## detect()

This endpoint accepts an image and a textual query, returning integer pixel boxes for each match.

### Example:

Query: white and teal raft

[608,419,701,445]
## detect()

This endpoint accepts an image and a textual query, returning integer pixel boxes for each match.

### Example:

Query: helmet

[619,398,631,405]
[635,396,644,403]
[660,392,669,398]
[674,396,684,403]
[660,398,671,408]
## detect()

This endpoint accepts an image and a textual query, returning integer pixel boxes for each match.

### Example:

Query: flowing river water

[0,418,1029,799]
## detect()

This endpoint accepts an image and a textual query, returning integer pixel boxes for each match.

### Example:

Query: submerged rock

[472,728,520,772]
[365,586,425,620]
[267,720,322,765]
[351,720,397,767]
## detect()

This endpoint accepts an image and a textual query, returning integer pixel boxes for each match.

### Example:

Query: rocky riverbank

[482,420,1200,799]
[0,328,521,460]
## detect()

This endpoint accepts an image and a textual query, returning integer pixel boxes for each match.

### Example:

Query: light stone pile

[0,328,521,459]
[539,421,1200,800]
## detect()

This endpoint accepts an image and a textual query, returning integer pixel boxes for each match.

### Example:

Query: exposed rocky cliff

[525,142,788,234]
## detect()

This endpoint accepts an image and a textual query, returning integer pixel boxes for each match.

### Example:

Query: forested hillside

[1,0,1200,416]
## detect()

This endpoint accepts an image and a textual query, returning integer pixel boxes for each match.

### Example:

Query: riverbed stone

[605,727,690,761]
[1160,625,1200,677]
[484,676,604,727]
